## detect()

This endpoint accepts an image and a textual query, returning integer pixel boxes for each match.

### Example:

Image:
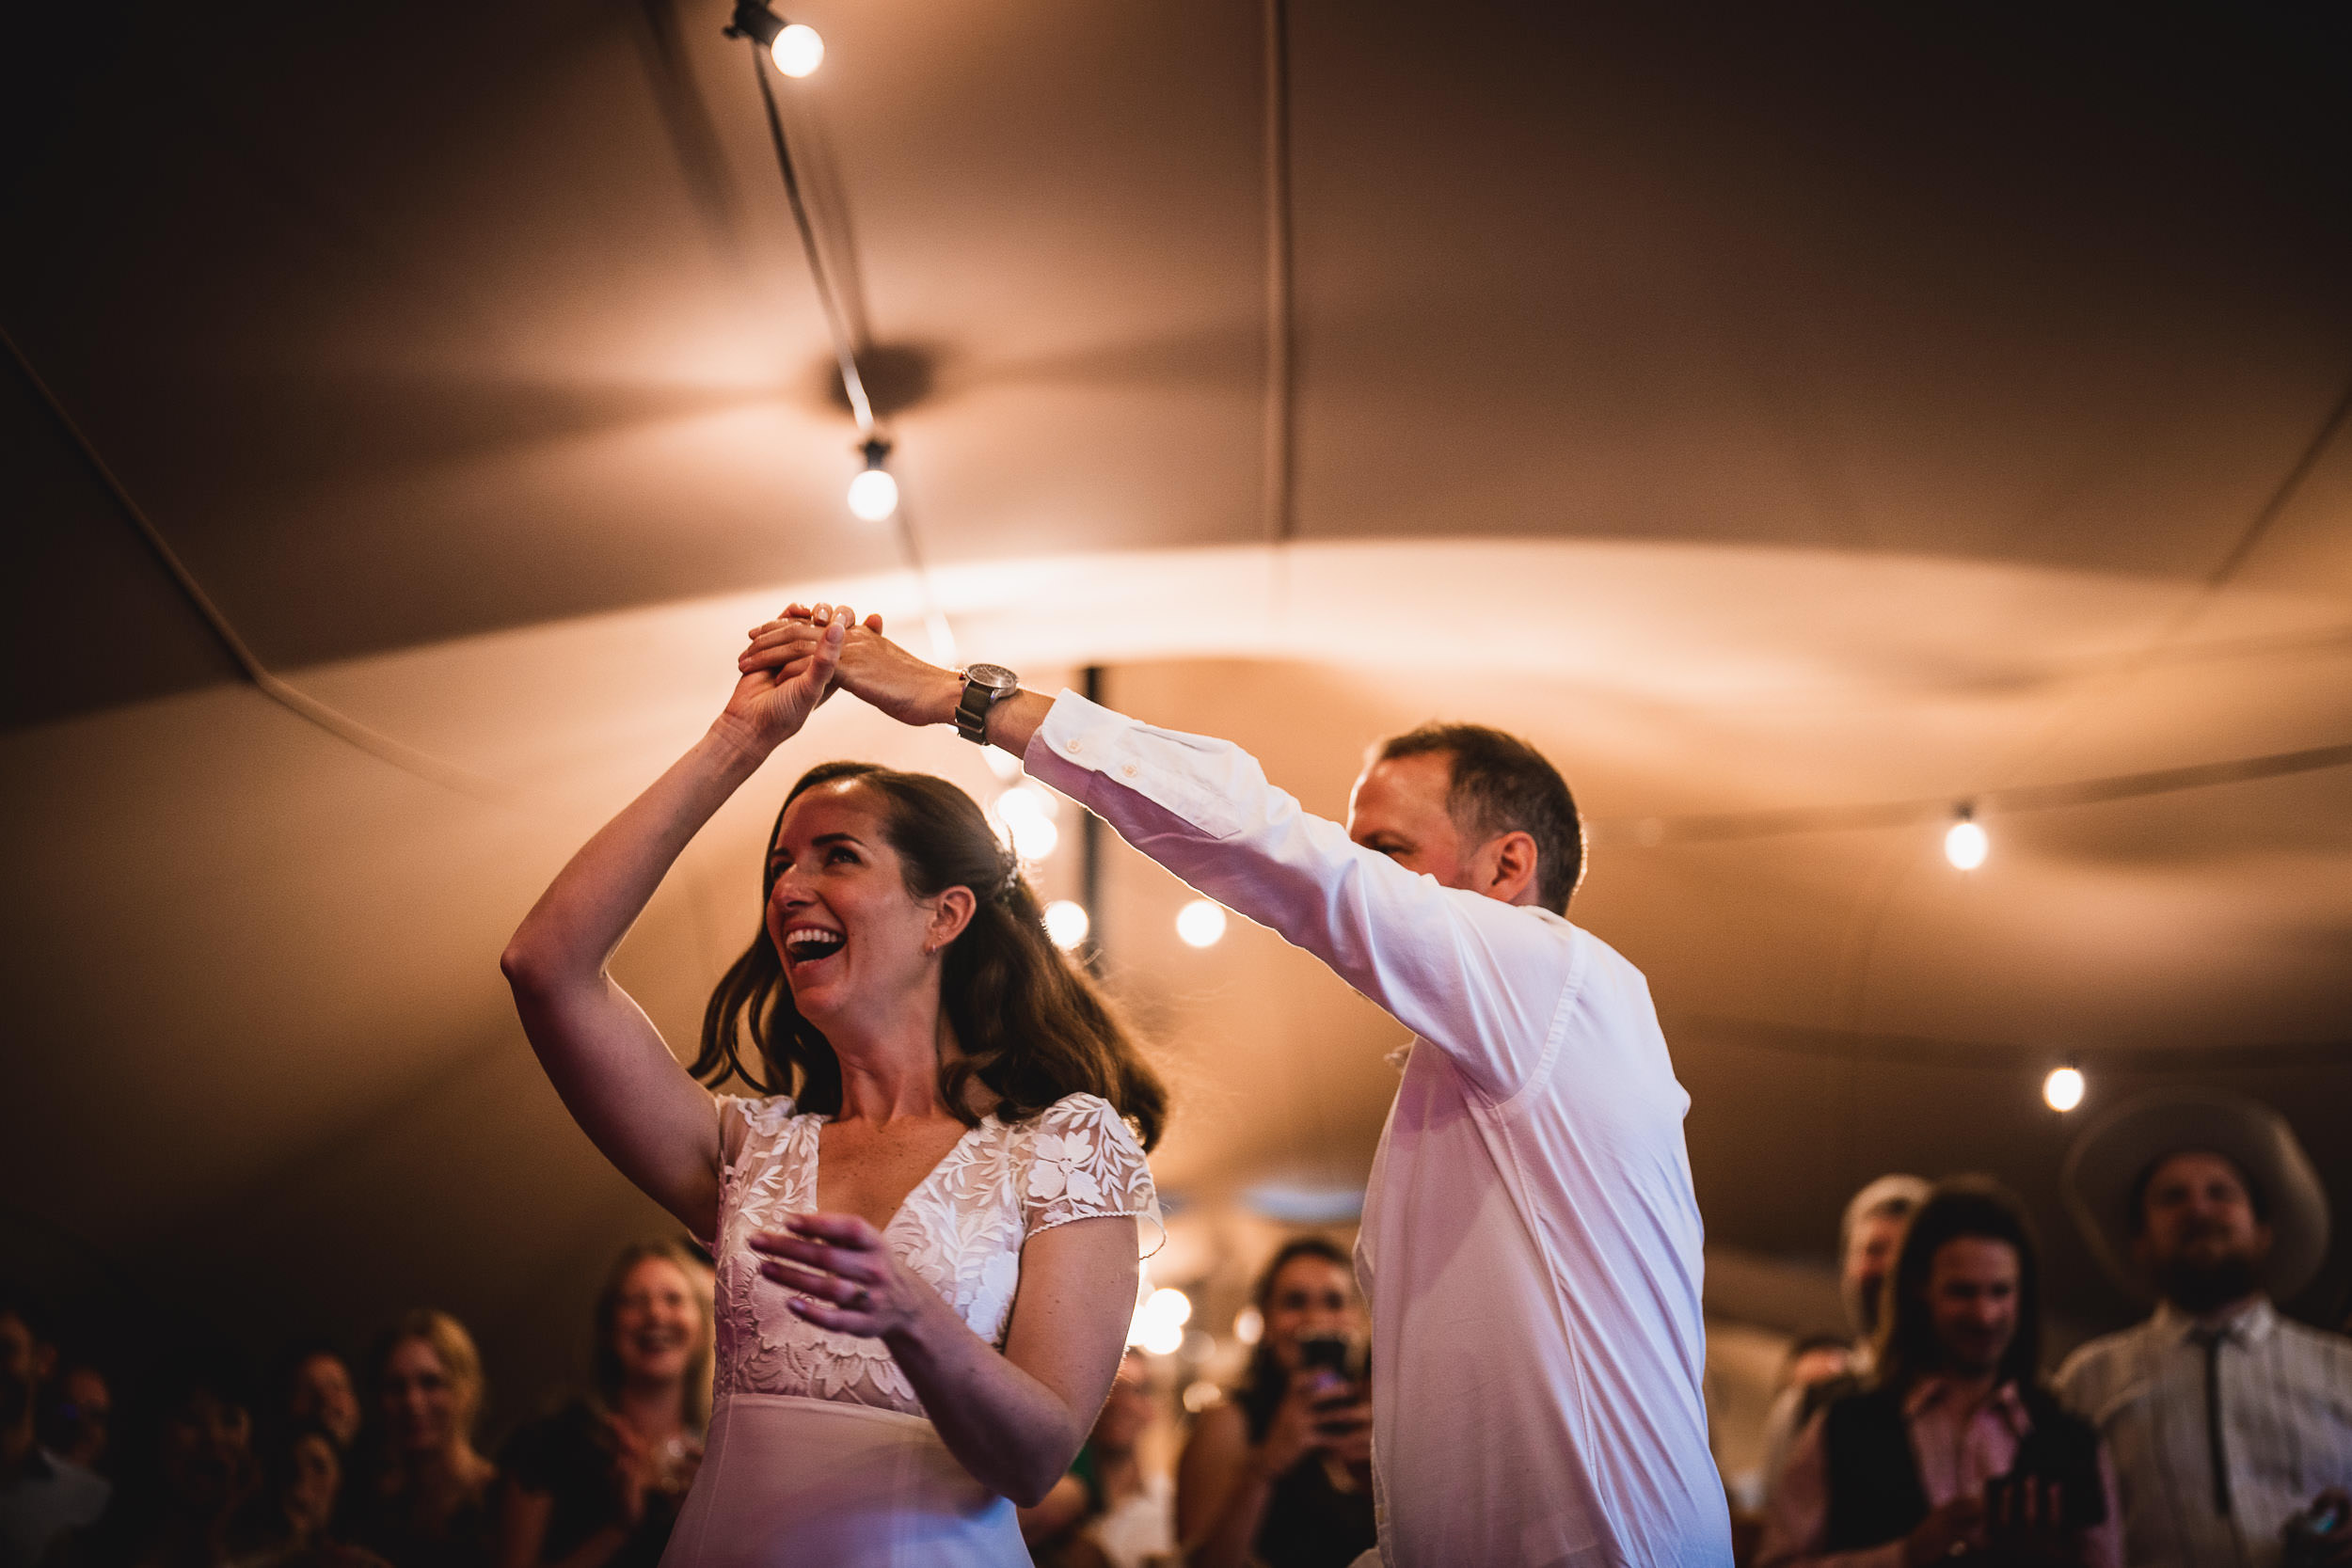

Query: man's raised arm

[742,611,1579,1101]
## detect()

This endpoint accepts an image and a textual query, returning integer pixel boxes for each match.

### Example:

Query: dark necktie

[2187,1325,2233,1517]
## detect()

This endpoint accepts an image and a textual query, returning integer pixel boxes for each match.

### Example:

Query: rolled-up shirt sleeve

[1023,690,1579,1101]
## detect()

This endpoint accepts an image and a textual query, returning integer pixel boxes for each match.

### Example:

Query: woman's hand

[1250,1368,1364,1479]
[749,1213,936,1339]
[739,606,960,730]
[712,602,854,761]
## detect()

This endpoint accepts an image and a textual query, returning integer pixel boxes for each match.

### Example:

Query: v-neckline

[804,1113,992,1237]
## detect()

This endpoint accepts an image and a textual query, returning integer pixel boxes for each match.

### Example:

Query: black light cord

[4,325,505,802]
[1593,736,2352,846]
[747,47,873,433]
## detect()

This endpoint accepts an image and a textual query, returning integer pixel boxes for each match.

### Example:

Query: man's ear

[926,886,977,952]
[1486,831,1541,906]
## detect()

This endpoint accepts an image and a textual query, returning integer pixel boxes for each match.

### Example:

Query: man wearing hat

[2057,1088,2352,1567]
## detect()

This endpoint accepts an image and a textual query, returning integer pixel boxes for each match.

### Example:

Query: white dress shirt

[2056,1298,2352,1568]
[1025,692,1732,1568]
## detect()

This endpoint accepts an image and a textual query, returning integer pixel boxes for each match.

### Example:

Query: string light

[1130,1287,1193,1354]
[1042,900,1090,951]
[993,786,1060,861]
[846,438,898,521]
[2043,1065,2086,1113]
[771,23,824,76]
[1944,806,1988,870]
[1175,899,1228,948]
[723,3,824,78]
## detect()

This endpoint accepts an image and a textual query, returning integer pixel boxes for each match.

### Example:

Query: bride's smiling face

[765,782,965,1024]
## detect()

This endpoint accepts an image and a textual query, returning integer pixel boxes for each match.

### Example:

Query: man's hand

[739,604,960,730]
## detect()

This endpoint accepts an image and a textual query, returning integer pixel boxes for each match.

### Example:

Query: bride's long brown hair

[691,762,1167,1149]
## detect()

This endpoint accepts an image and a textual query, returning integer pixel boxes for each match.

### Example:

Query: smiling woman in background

[501,603,1166,1567]
[346,1310,500,1568]
[497,1241,713,1568]
[1176,1240,1375,1568]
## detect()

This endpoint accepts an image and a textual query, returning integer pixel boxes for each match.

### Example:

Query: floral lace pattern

[711,1092,1162,1418]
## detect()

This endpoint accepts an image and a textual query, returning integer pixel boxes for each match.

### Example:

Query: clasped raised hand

[738,603,959,730]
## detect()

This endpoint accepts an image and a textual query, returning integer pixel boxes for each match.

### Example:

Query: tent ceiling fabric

[5,0,2350,1407]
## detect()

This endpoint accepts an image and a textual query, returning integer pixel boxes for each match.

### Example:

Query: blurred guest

[42,1343,257,1568]
[2056,1090,2352,1568]
[42,1367,110,1479]
[1025,1351,1172,1568]
[1756,1175,1931,1489]
[344,1311,497,1568]
[1,1292,109,1568]
[280,1356,359,1457]
[495,1243,710,1568]
[1175,1241,1374,1568]
[1779,1335,1859,1401]
[225,1420,380,1568]
[1758,1179,2122,1568]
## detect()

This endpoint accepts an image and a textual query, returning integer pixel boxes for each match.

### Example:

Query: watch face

[964,662,1019,691]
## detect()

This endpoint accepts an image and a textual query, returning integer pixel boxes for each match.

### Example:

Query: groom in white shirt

[747,604,1734,1568]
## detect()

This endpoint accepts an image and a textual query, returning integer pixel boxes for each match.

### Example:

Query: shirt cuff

[1022,689,1119,795]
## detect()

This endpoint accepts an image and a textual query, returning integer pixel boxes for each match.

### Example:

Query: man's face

[1923,1236,2020,1378]
[2136,1150,2271,1312]
[1349,753,1473,889]
[1844,1211,1908,1338]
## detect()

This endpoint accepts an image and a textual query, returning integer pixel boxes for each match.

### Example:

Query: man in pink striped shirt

[1757,1180,2122,1568]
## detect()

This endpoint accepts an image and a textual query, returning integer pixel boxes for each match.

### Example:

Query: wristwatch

[953,663,1021,743]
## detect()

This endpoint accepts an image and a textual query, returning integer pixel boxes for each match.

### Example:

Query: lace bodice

[711,1091,1162,1418]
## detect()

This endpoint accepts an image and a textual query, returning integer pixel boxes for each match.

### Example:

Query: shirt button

[1122,763,1138,777]
[1065,739,1083,753]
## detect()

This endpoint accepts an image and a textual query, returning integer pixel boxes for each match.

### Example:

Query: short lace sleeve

[712,1093,800,1241]
[1019,1094,1164,1257]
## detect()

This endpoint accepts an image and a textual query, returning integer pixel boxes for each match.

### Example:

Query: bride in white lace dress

[501,603,1167,1566]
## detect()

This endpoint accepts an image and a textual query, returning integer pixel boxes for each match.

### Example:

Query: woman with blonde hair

[498,1241,713,1568]
[347,1309,499,1567]
[501,602,1167,1565]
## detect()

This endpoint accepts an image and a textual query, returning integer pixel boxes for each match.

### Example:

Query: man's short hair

[1376,723,1583,913]
[1839,1174,1932,1259]
[2130,1148,2269,1234]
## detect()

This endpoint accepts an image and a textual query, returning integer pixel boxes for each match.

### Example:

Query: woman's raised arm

[500,607,854,1235]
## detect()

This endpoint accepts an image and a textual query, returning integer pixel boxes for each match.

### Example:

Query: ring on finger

[850,1287,872,1311]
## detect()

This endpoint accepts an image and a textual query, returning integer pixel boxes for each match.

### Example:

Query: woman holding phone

[501,603,1166,1567]
[1175,1240,1375,1568]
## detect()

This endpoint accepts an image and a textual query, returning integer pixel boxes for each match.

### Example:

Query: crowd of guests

[7,1083,2348,1568]
[0,1241,718,1568]
[1742,1087,2352,1568]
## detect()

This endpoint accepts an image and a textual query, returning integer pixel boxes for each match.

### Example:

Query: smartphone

[1297,1336,1351,1377]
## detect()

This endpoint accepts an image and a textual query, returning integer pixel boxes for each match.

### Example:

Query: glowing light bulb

[846,466,898,521]
[771,23,823,76]
[1042,900,1090,951]
[993,787,1060,861]
[1944,816,1988,870]
[2043,1067,2085,1113]
[1175,899,1227,948]
[1128,1287,1193,1355]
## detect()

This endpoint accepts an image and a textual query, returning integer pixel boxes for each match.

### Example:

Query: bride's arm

[500,608,854,1235]
[754,1213,1137,1506]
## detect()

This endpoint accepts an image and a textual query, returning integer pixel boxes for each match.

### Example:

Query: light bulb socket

[1953,801,1975,823]
[723,1,787,49]
[859,437,893,471]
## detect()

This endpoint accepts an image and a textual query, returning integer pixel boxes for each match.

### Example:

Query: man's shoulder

[2054,1319,2157,1399]
[2270,1311,2352,1367]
